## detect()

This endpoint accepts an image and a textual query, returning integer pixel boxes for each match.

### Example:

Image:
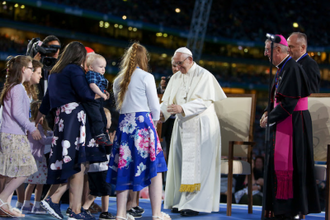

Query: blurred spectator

[316,179,326,211]
[234,156,264,205]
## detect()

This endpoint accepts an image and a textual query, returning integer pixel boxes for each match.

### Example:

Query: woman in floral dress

[36,42,106,220]
[106,43,170,220]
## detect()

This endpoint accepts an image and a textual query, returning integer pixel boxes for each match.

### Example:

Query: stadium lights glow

[232,63,236,67]
[244,48,248,53]
[175,8,181,13]
[161,53,167,58]
[20,4,25,9]
[99,21,104,28]
[317,52,321,56]
[293,22,299,28]
[104,22,109,28]
[2,1,6,5]
[112,62,116,66]
[114,24,119,28]
[133,27,137,32]
[122,15,127,20]
[14,3,18,7]
[163,33,168,37]
[311,52,314,56]
[119,25,123,29]
[128,27,132,31]
[156,32,162,37]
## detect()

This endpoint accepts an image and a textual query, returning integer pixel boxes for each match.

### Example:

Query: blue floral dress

[106,112,167,191]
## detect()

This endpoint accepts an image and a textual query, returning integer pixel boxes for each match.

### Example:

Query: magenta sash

[274,97,308,199]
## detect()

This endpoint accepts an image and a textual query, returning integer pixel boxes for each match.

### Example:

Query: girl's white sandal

[116,213,135,220]
[152,212,171,220]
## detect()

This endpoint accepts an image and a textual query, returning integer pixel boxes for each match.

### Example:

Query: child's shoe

[21,203,33,214]
[99,211,115,220]
[31,206,47,214]
[95,133,112,146]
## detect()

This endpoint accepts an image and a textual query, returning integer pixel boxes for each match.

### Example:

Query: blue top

[86,70,108,93]
[39,64,95,115]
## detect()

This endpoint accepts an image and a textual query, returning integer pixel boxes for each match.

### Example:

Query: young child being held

[21,100,53,214]
[83,53,111,147]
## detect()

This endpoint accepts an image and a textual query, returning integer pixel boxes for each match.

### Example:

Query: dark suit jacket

[298,54,320,93]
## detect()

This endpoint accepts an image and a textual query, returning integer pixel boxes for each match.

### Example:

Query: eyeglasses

[26,67,34,72]
[175,56,190,66]
[265,46,279,53]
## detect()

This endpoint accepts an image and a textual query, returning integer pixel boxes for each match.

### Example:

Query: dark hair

[255,156,264,166]
[23,60,43,100]
[50,41,86,74]
[30,100,50,134]
[0,55,32,105]
[42,35,61,46]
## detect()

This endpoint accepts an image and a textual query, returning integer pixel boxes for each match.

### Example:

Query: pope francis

[161,47,227,216]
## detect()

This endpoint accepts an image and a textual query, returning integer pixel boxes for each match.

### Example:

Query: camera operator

[34,35,61,100]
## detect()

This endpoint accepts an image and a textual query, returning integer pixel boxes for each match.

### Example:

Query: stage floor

[4,196,325,220]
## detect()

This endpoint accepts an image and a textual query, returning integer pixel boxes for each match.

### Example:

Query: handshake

[159,104,183,122]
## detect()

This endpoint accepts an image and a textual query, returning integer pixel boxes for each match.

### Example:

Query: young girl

[106,42,171,220]
[21,101,53,214]
[0,55,41,217]
[15,59,43,211]
[23,60,43,102]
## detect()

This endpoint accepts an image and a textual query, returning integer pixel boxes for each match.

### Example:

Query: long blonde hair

[115,42,149,110]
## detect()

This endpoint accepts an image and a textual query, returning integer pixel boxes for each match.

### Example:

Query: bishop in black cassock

[261,35,321,219]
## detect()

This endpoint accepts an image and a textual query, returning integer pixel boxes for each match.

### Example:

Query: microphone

[266,33,281,43]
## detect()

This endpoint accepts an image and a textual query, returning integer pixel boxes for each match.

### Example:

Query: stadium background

[1,0,330,155]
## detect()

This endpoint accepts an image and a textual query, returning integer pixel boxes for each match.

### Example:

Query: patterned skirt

[25,156,48,184]
[47,102,107,184]
[106,112,167,191]
[0,133,37,178]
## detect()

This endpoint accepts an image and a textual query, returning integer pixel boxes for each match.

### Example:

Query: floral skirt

[106,112,167,191]
[0,133,37,178]
[25,156,48,184]
[47,102,107,184]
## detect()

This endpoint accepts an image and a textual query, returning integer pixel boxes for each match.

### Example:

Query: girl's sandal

[152,212,171,220]
[0,198,15,217]
[11,207,25,217]
[117,213,135,220]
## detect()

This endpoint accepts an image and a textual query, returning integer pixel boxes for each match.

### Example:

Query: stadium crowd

[43,0,330,46]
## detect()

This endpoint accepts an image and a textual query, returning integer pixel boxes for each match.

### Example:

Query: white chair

[217,94,256,216]
[308,93,330,220]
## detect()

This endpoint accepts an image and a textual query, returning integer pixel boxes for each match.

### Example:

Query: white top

[113,68,160,120]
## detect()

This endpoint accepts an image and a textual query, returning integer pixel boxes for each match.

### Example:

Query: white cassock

[162,62,226,213]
